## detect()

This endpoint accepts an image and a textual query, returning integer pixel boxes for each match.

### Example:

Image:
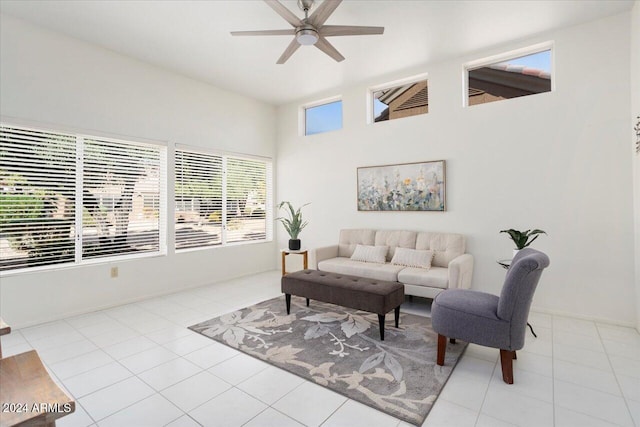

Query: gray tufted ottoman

[281,269,404,340]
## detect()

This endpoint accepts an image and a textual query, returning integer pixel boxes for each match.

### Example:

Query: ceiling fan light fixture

[296,28,319,45]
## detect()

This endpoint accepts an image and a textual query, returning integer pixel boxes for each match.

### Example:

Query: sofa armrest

[448,254,474,289]
[310,245,339,269]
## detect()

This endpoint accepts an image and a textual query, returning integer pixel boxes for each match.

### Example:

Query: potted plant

[277,201,309,250]
[500,228,546,257]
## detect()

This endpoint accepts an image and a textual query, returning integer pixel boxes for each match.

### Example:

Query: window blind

[175,148,272,250]
[226,156,270,244]
[1,123,166,273]
[0,126,76,271]
[83,138,163,259]
[175,149,223,250]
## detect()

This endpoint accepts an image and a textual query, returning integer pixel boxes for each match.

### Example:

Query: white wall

[276,13,636,325]
[0,14,277,327]
[631,1,640,331]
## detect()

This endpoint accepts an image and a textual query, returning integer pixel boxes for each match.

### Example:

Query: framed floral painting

[357,160,446,211]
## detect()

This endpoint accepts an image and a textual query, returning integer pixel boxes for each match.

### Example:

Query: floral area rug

[189,295,467,426]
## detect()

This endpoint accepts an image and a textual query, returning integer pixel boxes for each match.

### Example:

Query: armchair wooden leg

[449,338,456,344]
[437,334,446,366]
[500,349,515,384]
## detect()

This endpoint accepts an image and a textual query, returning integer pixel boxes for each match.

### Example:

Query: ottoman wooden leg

[285,294,291,314]
[378,314,385,340]
[437,334,446,365]
[394,306,400,328]
[306,298,309,307]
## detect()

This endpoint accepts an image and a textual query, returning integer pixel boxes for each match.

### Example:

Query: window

[304,99,342,135]
[466,47,552,106]
[0,124,166,272]
[175,147,271,251]
[1,127,76,270]
[372,78,429,123]
[175,150,223,250]
[83,138,163,259]
[225,157,270,243]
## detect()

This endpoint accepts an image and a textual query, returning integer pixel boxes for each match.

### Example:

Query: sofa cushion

[397,266,449,289]
[390,247,434,269]
[350,244,388,264]
[338,229,376,258]
[318,257,405,282]
[415,232,466,268]
[375,230,417,261]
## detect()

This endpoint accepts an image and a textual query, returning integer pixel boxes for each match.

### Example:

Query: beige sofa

[310,229,474,299]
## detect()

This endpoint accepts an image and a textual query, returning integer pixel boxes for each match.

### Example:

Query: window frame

[174,144,273,253]
[463,41,555,108]
[299,95,343,136]
[367,72,429,125]
[1,120,167,275]
[80,134,167,262]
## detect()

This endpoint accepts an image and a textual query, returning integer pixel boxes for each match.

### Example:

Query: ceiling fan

[231,0,384,64]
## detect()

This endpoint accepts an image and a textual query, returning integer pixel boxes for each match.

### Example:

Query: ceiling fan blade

[231,29,296,36]
[314,37,345,62]
[276,38,301,64]
[308,0,342,27]
[319,25,385,37]
[264,0,302,27]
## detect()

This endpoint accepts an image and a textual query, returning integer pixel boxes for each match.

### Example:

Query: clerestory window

[303,98,343,135]
[466,45,553,107]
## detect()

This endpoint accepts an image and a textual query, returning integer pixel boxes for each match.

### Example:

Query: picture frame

[357,160,446,211]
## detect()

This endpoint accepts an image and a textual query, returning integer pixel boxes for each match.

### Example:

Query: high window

[466,45,553,107]
[371,76,429,123]
[0,124,166,272]
[175,147,272,250]
[303,98,343,135]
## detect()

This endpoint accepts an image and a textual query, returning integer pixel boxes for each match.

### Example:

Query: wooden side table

[281,249,308,276]
[0,350,75,426]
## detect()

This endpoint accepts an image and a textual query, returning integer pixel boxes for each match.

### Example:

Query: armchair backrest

[497,248,550,349]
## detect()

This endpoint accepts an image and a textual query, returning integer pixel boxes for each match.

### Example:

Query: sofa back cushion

[374,230,418,261]
[415,232,466,267]
[338,229,376,257]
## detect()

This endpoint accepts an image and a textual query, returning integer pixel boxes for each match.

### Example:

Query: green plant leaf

[500,228,546,249]
[277,201,309,239]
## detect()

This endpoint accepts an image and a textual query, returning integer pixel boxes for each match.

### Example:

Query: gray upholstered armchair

[431,248,550,384]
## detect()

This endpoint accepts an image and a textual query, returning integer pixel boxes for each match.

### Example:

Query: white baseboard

[10,269,279,330]
[530,306,638,330]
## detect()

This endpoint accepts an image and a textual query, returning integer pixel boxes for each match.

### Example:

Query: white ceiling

[0,0,633,106]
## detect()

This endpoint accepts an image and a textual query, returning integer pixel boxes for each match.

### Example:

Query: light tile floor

[2,270,639,427]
